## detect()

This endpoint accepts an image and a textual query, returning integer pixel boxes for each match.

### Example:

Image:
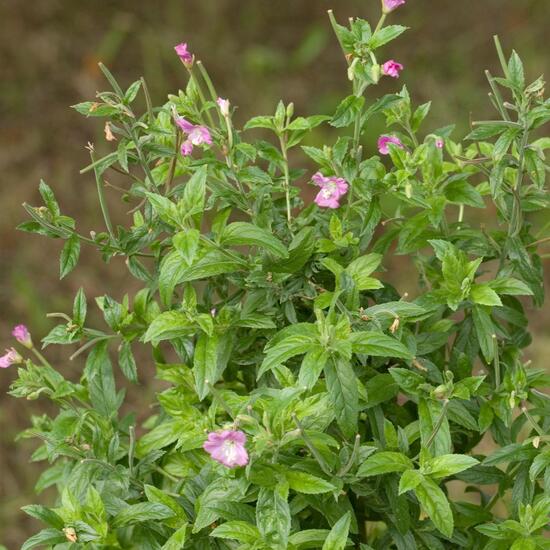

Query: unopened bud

[63,527,78,543]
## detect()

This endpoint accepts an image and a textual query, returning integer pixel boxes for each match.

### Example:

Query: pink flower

[383,0,406,13]
[312,172,349,209]
[174,42,193,65]
[203,430,249,468]
[382,60,404,79]
[175,117,212,156]
[378,135,404,155]
[12,324,32,348]
[0,348,22,369]
[435,137,444,149]
[217,98,230,117]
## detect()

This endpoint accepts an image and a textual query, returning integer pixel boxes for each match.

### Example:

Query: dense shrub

[5,0,550,548]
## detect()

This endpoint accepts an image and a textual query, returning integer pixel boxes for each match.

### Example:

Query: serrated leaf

[322,511,351,550]
[60,234,80,279]
[414,477,453,538]
[350,331,413,360]
[286,470,336,494]
[222,222,288,258]
[324,357,358,439]
[357,452,413,477]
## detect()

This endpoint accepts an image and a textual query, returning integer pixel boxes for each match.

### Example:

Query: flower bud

[382,0,406,14]
[12,325,33,348]
[217,97,230,117]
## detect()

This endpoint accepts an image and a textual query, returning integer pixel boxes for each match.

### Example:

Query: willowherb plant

[6,0,550,548]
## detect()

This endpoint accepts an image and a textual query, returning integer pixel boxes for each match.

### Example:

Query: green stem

[492,335,501,389]
[292,414,332,476]
[91,152,115,240]
[425,400,449,449]
[493,35,509,78]
[374,13,387,34]
[278,135,293,230]
[30,346,53,369]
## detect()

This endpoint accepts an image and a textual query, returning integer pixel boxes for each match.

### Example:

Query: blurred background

[1,0,548,545]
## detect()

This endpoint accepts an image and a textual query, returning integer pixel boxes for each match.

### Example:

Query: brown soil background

[0,0,548,546]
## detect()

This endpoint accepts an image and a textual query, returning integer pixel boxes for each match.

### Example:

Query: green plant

[6,1,550,548]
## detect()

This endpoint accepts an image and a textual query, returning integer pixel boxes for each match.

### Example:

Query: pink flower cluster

[175,117,213,156]
[0,324,32,369]
[312,172,349,209]
[203,430,249,468]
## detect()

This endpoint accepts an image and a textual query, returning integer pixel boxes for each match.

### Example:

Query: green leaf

[143,311,194,345]
[144,485,187,527]
[21,529,66,550]
[444,180,485,208]
[118,340,138,383]
[256,483,291,550]
[60,234,80,279]
[324,357,358,438]
[244,115,276,131]
[286,470,336,494]
[389,367,425,395]
[173,229,200,265]
[84,340,119,418]
[357,452,413,477]
[508,50,525,90]
[418,398,451,456]
[422,454,479,479]
[368,25,408,49]
[21,505,64,530]
[472,306,495,363]
[331,95,365,128]
[488,278,534,296]
[178,251,247,283]
[322,512,351,550]
[470,284,503,306]
[258,336,316,379]
[211,521,261,543]
[145,192,179,226]
[222,222,288,258]
[72,287,87,326]
[298,348,328,390]
[161,524,188,550]
[289,529,333,549]
[413,477,454,538]
[112,502,175,528]
[350,332,413,360]
[182,165,207,219]
[346,254,383,290]
[398,470,424,495]
[193,333,219,400]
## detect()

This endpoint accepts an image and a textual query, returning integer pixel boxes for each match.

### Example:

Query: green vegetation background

[0,0,548,546]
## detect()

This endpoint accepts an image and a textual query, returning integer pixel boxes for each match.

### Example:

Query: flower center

[321,183,337,198]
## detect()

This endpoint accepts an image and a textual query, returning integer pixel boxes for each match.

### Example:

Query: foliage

[8,3,550,549]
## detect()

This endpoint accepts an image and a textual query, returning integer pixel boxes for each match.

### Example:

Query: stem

[140,77,154,124]
[493,35,509,79]
[374,13,387,34]
[278,135,293,230]
[128,425,136,476]
[337,434,361,477]
[492,334,501,389]
[292,413,332,476]
[425,399,449,449]
[521,404,545,437]
[30,346,53,369]
[185,65,216,129]
[327,10,350,66]
[485,70,510,121]
[91,151,115,240]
